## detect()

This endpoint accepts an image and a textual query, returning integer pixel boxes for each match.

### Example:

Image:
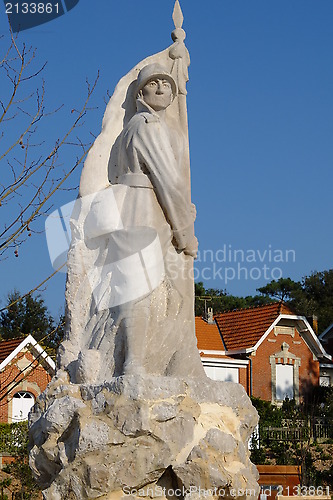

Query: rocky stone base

[29,372,259,500]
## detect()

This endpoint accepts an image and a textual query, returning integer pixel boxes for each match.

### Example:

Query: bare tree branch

[0,28,99,256]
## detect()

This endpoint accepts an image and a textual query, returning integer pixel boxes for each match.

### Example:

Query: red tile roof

[215,303,295,351]
[0,338,23,363]
[195,317,224,351]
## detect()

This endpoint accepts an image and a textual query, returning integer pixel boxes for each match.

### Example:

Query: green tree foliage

[295,271,333,333]
[1,423,40,498]
[196,269,333,333]
[251,396,283,427]
[0,291,54,342]
[257,278,302,303]
[0,290,64,357]
[47,313,65,355]
[257,271,333,333]
[195,282,273,317]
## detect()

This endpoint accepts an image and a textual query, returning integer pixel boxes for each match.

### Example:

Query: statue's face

[141,78,173,111]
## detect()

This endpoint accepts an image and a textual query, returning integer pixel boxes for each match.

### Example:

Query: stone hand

[184,235,198,259]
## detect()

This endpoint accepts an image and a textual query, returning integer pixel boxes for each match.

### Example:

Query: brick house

[0,336,55,423]
[195,303,331,404]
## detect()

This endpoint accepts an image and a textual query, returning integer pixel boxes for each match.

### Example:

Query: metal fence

[262,419,332,443]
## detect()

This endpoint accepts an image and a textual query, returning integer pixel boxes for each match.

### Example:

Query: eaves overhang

[199,349,226,356]
[202,357,249,368]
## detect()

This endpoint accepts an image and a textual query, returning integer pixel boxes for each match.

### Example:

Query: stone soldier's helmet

[136,63,178,97]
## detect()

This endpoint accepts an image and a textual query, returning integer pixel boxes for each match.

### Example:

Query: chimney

[306,314,318,335]
[207,307,214,324]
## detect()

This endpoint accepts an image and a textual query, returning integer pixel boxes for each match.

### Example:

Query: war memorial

[29,3,259,498]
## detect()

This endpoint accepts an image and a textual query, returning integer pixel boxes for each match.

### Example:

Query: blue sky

[1,0,332,318]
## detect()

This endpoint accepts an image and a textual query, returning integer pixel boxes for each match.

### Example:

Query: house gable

[0,335,55,374]
[251,317,323,402]
[0,336,55,423]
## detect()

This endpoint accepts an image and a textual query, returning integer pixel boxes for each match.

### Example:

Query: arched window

[11,392,35,422]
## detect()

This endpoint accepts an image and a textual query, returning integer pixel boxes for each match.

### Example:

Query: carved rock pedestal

[29,372,259,500]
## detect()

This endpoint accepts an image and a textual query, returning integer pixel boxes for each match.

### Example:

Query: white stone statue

[57,4,205,384]
[29,4,260,498]
[111,62,199,375]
